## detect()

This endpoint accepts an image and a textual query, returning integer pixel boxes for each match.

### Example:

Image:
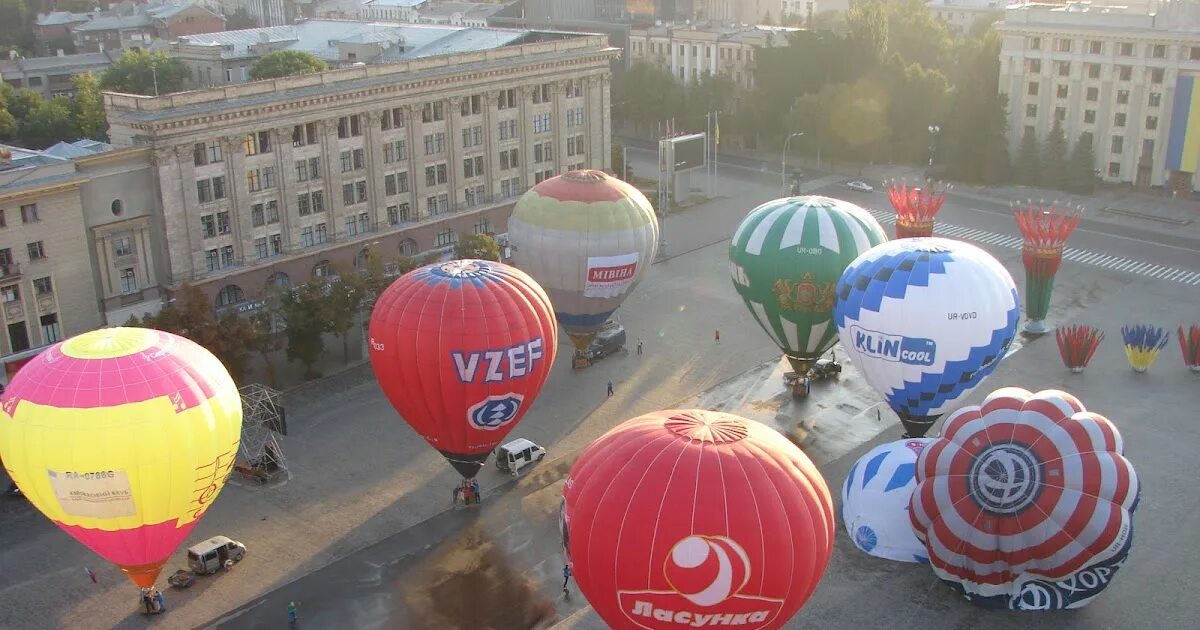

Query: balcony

[0,262,20,279]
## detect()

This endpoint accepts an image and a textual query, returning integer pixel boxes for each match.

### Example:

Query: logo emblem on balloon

[618,533,782,629]
[468,394,524,430]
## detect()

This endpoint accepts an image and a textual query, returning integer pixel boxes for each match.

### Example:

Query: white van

[494,438,546,477]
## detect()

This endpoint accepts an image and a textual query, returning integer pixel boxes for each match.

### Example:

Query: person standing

[84,567,97,583]
[288,601,298,623]
[637,339,643,355]
[606,381,614,396]
[471,479,481,504]
[715,329,720,344]
[562,564,572,594]
[154,589,166,612]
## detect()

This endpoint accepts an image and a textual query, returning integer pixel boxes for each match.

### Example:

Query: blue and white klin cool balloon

[833,238,1019,437]
[842,438,933,563]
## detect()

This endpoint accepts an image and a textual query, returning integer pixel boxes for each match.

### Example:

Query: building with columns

[103,30,619,317]
[628,23,799,92]
[997,1,1200,190]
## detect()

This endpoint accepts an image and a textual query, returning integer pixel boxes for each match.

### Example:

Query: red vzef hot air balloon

[562,410,835,629]
[368,259,557,479]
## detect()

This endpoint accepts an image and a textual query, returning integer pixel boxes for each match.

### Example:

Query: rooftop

[0,50,119,74]
[1000,0,1200,31]
[418,1,508,19]
[42,139,114,159]
[71,14,153,32]
[175,20,530,61]
[365,0,427,7]
[633,23,803,43]
[34,11,93,27]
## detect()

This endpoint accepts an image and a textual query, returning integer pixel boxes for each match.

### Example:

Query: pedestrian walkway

[865,209,1200,286]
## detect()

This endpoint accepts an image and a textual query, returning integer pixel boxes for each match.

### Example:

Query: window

[243,131,271,156]
[1088,40,1102,54]
[270,233,282,256]
[1192,46,1200,61]
[196,177,225,203]
[296,159,310,182]
[1056,84,1068,99]
[194,142,209,165]
[533,113,552,134]
[568,134,585,156]
[383,139,407,163]
[532,83,552,104]
[497,88,516,110]
[1057,38,1071,52]
[297,193,311,216]
[1117,90,1129,105]
[464,184,486,207]
[1108,162,1120,177]
[381,107,405,130]
[499,148,519,170]
[311,190,324,214]
[252,203,265,226]
[20,203,37,223]
[534,169,554,183]
[357,211,370,234]
[33,277,51,295]
[247,169,262,192]
[341,150,354,173]
[262,166,276,189]
[385,171,409,196]
[338,115,362,138]
[388,205,400,225]
[567,107,584,127]
[343,182,355,206]
[1114,113,1126,127]
[356,180,367,204]
[1086,87,1098,101]
[423,132,446,155]
[345,215,359,237]
[301,226,314,247]
[0,209,4,227]
[498,119,518,140]
[1151,68,1164,84]
[113,237,132,257]
[8,321,28,353]
[1029,36,1041,50]
[1027,82,1039,96]
[26,241,45,260]
[425,163,448,186]
[206,249,219,271]
[1118,65,1132,81]
[220,245,234,267]
[462,125,482,148]
[460,95,481,116]
[1055,107,1066,121]
[474,217,491,234]
[266,200,279,224]
[39,313,60,344]
[534,141,553,163]
[1142,138,1155,156]
[1026,104,1037,118]
[500,176,521,198]
[1,284,18,302]
[421,101,445,123]
[217,211,231,235]
[463,155,484,178]
[255,236,268,259]
[1029,59,1041,73]
[1149,92,1162,107]
[1119,42,1134,56]
[1147,115,1158,130]
[193,141,222,165]
[316,222,329,244]
[435,228,457,247]
[565,78,583,98]
[213,176,226,200]
[1111,136,1123,154]
[1056,61,1070,77]
[1087,63,1100,79]
[1152,44,1166,59]
[293,122,319,146]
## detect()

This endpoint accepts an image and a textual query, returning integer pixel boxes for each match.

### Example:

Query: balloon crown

[560,169,610,183]
[664,411,749,444]
[433,259,492,277]
[897,237,953,254]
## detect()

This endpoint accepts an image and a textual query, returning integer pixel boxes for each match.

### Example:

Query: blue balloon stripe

[861,450,889,487]
[884,463,917,492]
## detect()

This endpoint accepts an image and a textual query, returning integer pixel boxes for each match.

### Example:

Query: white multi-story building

[628,23,800,93]
[997,1,1200,190]
[928,0,1007,36]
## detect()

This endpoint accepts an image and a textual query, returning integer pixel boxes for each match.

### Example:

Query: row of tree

[126,233,500,386]
[1014,120,1100,194]
[612,0,1015,185]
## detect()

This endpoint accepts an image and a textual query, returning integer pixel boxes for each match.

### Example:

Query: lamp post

[782,132,805,196]
[927,125,941,167]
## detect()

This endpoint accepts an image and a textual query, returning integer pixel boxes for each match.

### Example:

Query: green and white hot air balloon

[729,196,887,374]
[509,170,659,353]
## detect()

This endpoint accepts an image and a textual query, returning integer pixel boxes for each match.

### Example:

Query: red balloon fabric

[562,409,835,629]
[368,259,558,478]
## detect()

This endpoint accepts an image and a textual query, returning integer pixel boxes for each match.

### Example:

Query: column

[551,81,566,173]
[446,96,462,209]
[94,232,114,296]
[482,91,497,200]
[405,105,429,220]
[223,133,251,262]
[321,117,345,239]
[159,145,196,283]
[274,125,297,250]
[363,109,385,230]
[518,85,534,188]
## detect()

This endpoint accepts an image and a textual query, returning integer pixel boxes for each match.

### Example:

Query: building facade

[997,1,1200,189]
[104,32,619,315]
[0,50,120,99]
[928,0,1005,37]
[628,23,798,91]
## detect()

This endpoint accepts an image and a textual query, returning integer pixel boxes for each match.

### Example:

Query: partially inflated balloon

[841,438,932,563]
[562,409,834,629]
[368,259,557,478]
[509,170,658,350]
[833,238,1019,437]
[0,328,242,588]
[730,196,887,373]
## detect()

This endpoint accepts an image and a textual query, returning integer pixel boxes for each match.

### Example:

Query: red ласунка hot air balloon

[562,409,834,629]
[368,259,558,479]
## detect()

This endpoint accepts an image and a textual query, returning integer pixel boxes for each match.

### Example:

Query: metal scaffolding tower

[236,384,288,483]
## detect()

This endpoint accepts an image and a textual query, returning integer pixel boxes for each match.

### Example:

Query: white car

[494,438,546,477]
[847,181,874,193]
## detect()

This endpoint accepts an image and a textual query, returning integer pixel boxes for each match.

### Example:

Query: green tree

[320,266,365,365]
[453,233,501,261]
[1039,118,1069,190]
[846,0,888,64]
[71,72,107,140]
[279,280,328,379]
[1067,132,1098,194]
[214,313,259,384]
[45,35,75,55]
[226,7,258,30]
[680,72,736,131]
[357,248,392,303]
[1013,126,1042,186]
[19,97,78,149]
[943,31,1010,184]
[883,0,952,72]
[7,87,42,121]
[392,253,419,276]
[612,61,683,135]
[133,284,257,383]
[0,87,16,140]
[249,50,328,81]
[100,49,191,96]
[881,58,950,164]
[248,304,285,388]
[0,0,33,54]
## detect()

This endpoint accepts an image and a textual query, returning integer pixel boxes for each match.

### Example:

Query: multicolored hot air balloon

[508,170,658,354]
[833,237,1020,437]
[368,259,558,479]
[910,387,1139,610]
[729,196,887,376]
[562,409,835,630]
[0,327,242,590]
[841,438,932,563]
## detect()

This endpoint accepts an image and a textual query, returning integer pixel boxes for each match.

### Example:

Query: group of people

[453,478,482,505]
[140,587,166,614]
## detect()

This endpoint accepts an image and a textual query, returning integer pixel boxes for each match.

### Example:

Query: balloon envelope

[562,409,835,629]
[509,170,658,350]
[833,237,1019,437]
[730,196,887,372]
[0,327,242,587]
[910,387,1139,609]
[841,438,933,563]
[368,259,558,478]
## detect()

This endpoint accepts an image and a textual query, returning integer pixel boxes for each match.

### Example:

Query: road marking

[866,209,1200,286]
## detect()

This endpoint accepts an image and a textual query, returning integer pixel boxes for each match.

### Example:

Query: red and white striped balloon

[910,387,1139,609]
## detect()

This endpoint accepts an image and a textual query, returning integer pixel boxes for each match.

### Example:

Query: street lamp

[927,125,941,167]
[782,132,805,195]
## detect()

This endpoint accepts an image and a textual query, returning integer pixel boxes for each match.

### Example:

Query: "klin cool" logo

[850,325,937,366]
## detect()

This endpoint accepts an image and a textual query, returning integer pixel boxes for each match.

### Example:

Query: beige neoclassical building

[103,30,619,316]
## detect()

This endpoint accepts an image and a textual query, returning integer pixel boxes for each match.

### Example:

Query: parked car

[585,320,627,360]
[186,536,246,574]
[495,438,546,477]
[847,181,874,193]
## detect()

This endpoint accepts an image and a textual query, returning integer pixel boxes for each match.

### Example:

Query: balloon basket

[572,355,591,369]
[1069,367,1084,374]
[1131,366,1148,374]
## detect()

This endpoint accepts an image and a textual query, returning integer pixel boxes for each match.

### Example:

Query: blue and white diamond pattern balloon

[833,238,1019,437]
[842,438,933,563]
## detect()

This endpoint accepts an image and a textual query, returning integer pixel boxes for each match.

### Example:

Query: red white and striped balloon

[910,387,1139,610]
[562,409,835,629]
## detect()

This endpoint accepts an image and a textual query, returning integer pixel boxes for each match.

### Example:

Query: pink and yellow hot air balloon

[0,327,242,589]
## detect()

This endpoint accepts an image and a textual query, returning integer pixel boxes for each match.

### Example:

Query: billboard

[671,134,706,172]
